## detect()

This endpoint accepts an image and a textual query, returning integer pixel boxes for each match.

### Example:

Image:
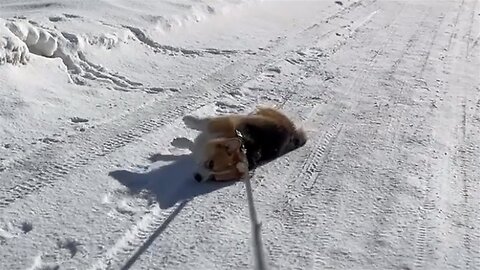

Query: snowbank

[0,19,29,65]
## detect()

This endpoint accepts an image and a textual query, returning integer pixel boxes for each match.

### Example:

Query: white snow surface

[1,0,480,269]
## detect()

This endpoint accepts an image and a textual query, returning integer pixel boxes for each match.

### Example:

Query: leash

[244,171,267,270]
[236,129,267,270]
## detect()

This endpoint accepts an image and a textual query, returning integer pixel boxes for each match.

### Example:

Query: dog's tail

[182,115,207,131]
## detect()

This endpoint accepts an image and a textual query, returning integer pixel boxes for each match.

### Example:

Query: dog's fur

[182,107,307,181]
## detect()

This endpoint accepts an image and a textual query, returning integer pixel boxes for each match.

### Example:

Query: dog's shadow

[108,153,235,209]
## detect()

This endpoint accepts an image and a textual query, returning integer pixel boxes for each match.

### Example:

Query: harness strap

[235,129,247,152]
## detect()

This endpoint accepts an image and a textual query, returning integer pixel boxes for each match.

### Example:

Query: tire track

[85,2,385,269]
[446,90,480,270]
[465,96,480,270]
[261,3,390,194]
[382,8,436,148]
[85,66,298,270]
[446,0,466,52]
[386,9,431,80]
[357,7,445,267]
[292,1,411,193]
[318,6,447,267]
[90,55,329,270]
[281,115,346,269]
[0,72,249,209]
[465,0,479,59]
[412,1,479,268]
[276,3,454,269]
[0,0,377,176]
[0,51,242,175]
[456,0,480,262]
[262,110,345,269]
[0,48,258,205]
[0,23,279,188]
[263,3,414,268]
[459,99,475,270]
[0,0,377,211]
[88,77,305,270]
[340,6,448,269]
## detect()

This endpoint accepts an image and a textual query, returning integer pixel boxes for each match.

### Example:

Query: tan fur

[183,107,305,181]
[203,138,245,181]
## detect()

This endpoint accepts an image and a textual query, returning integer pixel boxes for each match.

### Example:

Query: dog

[181,107,307,182]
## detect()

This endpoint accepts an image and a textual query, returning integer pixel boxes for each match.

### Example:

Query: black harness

[235,122,287,170]
[235,129,252,168]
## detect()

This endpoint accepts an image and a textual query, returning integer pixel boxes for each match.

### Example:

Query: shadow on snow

[108,153,235,209]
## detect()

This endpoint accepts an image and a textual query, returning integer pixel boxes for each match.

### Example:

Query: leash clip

[235,130,247,152]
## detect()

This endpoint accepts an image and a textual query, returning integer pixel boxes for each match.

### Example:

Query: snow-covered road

[1,0,479,269]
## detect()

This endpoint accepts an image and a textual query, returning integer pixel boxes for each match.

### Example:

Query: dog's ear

[223,138,242,153]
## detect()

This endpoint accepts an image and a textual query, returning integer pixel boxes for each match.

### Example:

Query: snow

[1,0,480,269]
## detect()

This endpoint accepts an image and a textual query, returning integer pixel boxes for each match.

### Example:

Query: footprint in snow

[21,221,33,233]
[57,238,83,258]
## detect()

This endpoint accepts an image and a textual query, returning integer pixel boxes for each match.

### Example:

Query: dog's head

[195,137,248,181]
[204,137,242,171]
